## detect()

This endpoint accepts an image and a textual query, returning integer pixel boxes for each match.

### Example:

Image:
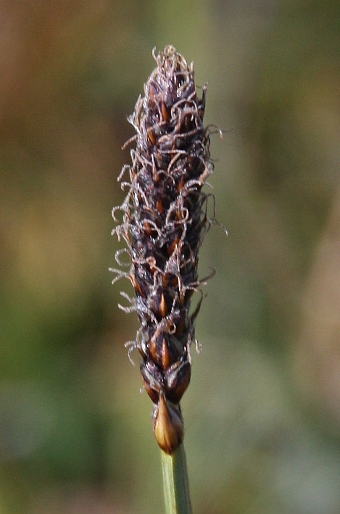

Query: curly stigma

[111,46,214,454]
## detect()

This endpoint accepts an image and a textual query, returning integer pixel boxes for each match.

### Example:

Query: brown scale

[164,357,191,403]
[140,353,191,405]
[148,331,182,370]
[153,393,184,454]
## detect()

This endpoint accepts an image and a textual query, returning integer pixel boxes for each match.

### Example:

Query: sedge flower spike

[111,46,215,454]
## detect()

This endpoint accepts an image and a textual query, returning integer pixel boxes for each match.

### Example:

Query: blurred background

[1,0,340,512]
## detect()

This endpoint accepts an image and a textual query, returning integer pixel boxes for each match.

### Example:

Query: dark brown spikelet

[111,45,214,454]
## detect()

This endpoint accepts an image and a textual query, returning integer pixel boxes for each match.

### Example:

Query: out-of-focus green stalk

[161,444,192,514]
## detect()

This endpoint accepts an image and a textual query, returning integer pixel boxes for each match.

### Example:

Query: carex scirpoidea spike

[111,45,215,454]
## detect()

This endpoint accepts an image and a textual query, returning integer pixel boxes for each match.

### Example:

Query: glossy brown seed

[156,199,164,214]
[159,293,167,317]
[160,101,170,122]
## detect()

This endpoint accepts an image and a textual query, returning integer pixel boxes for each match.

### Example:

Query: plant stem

[161,443,192,514]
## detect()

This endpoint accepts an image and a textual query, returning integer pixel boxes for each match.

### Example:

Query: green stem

[161,443,192,514]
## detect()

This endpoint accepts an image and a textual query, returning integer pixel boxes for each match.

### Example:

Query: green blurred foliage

[0,0,340,513]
